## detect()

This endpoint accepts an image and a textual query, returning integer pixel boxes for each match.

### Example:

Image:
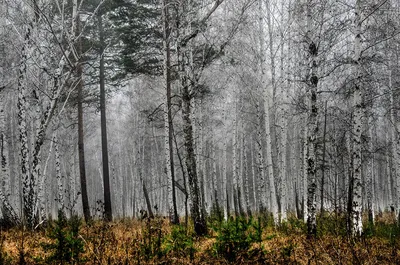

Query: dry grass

[0,214,399,264]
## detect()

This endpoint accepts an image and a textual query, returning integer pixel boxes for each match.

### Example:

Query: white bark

[260,0,278,223]
[304,0,319,237]
[303,125,308,223]
[350,0,363,236]
[17,21,33,225]
[211,135,219,213]
[250,137,258,213]
[54,133,63,212]
[222,102,228,220]
[243,137,251,216]
[38,131,55,222]
[232,98,239,215]
[279,116,288,221]
[0,92,10,201]
[366,118,375,223]
[162,0,177,223]
[255,100,266,211]
[0,90,18,223]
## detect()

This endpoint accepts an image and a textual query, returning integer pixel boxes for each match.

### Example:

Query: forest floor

[1,212,399,264]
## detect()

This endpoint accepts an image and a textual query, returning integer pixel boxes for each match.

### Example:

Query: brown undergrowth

[0,213,399,264]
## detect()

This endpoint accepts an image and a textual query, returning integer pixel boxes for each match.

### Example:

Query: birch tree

[175,0,224,235]
[304,0,319,238]
[260,0,278,223]
[350,0,363,236]
[162,0,179,224]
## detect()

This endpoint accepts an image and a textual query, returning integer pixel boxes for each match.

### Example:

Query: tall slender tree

[305,0,319,238]
[162,0,179,224]
[350,0,363,236]
[75,0,91,223]
[98,11,113,222]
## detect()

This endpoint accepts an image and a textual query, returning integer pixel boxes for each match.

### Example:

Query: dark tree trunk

[98,13,112,222]
[77,16,91,224]
[182,81,207,236]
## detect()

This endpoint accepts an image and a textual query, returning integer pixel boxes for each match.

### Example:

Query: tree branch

[179,0,224,47]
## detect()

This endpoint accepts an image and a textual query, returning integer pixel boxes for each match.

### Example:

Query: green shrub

[138,217,164,261]
[163,224,195,261]
[280,241,296,263]
[316,213,347,237]
[211,216,263,262]
[365,220,400,249]
[42,210,84,264]
[279,216,306,235]
[208,203,224,224]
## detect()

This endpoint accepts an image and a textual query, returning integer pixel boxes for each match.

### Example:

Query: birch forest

[1,0,400,264]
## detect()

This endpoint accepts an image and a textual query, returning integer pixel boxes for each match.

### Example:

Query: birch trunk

[197,100,208,218]
[259,0,278,222]
[177,1,207,234]
[392,89,400,222]
[17,15,34,226]
[302,121,308,222]
[0,90,18,222]
[162,0,179,224]
[255,100,266,212]
[366,117,375,224]
[320,101,328,213]
[139,139,154,218]
[305,0,318,238]
[0,94,10,203]
[243,137,251,216]
[250,137,258,213]
[396,113,400,224]
[54,133,64,212]
[181,82,206,234]
[222,102,228,220]
[277,0,288,222]
[388,38,400,222]
[232,99,239,216]
[211,136,220,218]
[350,0,363,236]
[279,117,288,221]
[179,40,205,232]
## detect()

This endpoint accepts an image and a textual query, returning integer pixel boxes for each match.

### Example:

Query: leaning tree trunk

[139,138,154,219]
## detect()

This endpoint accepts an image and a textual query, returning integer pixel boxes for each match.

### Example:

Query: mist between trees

[0,0,400,238]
